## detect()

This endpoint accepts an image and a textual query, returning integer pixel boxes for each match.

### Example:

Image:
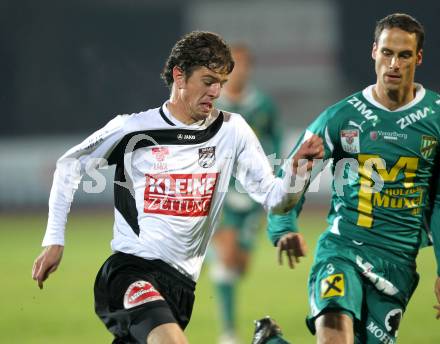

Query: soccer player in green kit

[266,13,440,344]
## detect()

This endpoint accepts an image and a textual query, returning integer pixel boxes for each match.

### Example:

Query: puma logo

[348,120,366,133]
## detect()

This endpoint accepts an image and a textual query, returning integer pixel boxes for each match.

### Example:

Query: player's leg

[147,323,188,344]
[94,253,195,344]
[306,238,363,344]
[211,203,260,343]
[251,316,291,344]
[211,225,242,343]
[315,312,354,344]
[357,255,419,343]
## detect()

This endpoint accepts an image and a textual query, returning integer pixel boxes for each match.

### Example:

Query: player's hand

[32,245,64,289]
[292,134,324,176]
[277,232,307,269]
[434,277,440,319]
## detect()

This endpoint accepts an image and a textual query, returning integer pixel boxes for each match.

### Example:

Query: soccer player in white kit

[32,31,323,344]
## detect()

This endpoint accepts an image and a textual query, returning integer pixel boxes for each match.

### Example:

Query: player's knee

[315,312,353,344]
[210,261,240,283]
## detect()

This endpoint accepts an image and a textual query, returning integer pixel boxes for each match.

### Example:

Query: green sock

[216,281,236,332]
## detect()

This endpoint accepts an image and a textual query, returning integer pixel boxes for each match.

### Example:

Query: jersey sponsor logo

[123,281,164,309]
[420,135,437,159]
[371,186,424,215]
[198,146,216,168]
[144,172,219,216]
[385,309,402,337]
[367,321,396,343]
[396,107,434,129]
[356,155,421,227]
[321,273,345,298]
[347,96,379,126]
[340,129,360,153]
[370,131,408,141]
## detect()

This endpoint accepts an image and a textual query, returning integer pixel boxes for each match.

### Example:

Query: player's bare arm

[32,245,64,289]
[277,232,307,269]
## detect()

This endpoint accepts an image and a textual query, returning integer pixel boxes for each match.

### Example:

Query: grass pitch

[0,208,438,343]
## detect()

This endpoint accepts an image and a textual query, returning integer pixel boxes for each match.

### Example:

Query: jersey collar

[160,101,213,128]
[362,83,426,112]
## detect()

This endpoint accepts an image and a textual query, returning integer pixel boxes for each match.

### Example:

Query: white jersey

[42,101,305,281]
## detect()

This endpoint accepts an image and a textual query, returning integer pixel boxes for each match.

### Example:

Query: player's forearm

[266,208,300,245]
[263,163,309,214]
[42,158,81,246]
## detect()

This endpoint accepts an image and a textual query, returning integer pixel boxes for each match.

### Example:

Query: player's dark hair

[375,13,425,52]
[161,31,234,88]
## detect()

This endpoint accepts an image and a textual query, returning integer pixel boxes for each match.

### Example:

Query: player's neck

[167,99,198,125]
[373,83,416,111]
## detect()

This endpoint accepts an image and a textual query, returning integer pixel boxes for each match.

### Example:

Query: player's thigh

[212,227,240,265]
[95,254,194,341]
[307,256,363,334]
[357,263,419,343]
[237,208,263,251]
[357,283,404,344]
[147,323,188,344]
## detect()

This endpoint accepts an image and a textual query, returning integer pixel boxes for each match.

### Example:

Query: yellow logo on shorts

[321,274,345,298]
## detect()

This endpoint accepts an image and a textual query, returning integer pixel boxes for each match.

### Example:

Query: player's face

[372,28,422,94]
[179,66,228,122]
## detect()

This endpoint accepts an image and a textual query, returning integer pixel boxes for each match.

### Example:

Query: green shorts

[219,187,263,251]
[307,233,419,343]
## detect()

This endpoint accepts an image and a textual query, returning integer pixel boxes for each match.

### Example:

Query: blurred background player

[210,43,305,344]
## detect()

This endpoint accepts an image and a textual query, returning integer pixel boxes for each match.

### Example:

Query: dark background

[1,0,438,137]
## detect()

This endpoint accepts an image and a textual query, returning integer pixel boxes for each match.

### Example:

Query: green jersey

[268,84,440,268]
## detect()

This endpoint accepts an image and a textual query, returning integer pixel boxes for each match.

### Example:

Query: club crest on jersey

[198,146,216,168]
[321,273,345,298]
[420,135,437,159]
[123,281,164,309]
[340,129,360,153]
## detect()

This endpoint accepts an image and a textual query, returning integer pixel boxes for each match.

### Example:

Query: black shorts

[94,252,196,343]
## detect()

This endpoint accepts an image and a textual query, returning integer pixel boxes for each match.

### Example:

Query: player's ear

[371,42,378,61]
[416,49,423,66]
[172,66,185,89]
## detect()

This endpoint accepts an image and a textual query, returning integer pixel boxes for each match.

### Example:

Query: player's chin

[198,107,212,117]
[193,111,210,121]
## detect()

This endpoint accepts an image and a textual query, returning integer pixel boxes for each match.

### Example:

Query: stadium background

[1,0,439,342]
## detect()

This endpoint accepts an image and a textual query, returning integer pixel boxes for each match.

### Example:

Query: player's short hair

[161,31,234,88]
[374,13,425,52]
